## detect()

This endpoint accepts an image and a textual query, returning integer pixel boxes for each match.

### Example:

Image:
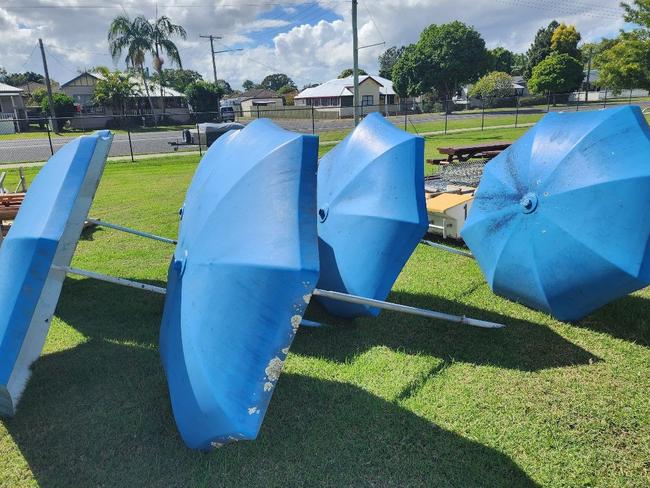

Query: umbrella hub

[520,192,538,214]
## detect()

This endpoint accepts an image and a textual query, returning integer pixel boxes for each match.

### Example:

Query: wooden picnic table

[431,142,512,164]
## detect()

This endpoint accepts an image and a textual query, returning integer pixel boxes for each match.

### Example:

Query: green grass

[0,136,649,487]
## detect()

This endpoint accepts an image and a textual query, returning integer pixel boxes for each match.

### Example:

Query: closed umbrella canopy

[316,113,428,317]
[462,106,650,321]
[160,119,319,450]
[0,131,113,415]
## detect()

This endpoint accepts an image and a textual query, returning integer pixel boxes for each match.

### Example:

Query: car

[220,106,235,122]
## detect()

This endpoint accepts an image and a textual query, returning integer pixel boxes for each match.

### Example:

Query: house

[60,71,190,128]
[0,83,26,134]
[17,80,60,98]
[294,75,400,117]
[224,88,284,116]
[454,77,528,108]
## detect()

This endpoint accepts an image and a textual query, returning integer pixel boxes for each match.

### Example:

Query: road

[2,102,647,164]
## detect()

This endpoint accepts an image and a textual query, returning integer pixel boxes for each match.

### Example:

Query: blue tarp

[462,106,650,321]
[160,119,320,450]
[315,113,428,317]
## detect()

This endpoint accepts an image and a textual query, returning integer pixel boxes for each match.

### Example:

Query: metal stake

[53,265,167,295]
[87,218,177,244]
[420,239,474,259]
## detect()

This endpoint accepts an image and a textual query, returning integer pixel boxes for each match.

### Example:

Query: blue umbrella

[462,106,650,321]
[160,119,320,450]
[0,131,113,415]
[315,113,428,317]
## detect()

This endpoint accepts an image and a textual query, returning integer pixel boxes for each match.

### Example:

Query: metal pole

[38,38,58,133]
[444,100,448,134]
[196,122,202,156]
[404,102,407,131]
[45,120,54,155]
[481,99,486,130]
[352,0,360,126]
[312,288,505,328]
[127,124,135,163]
[311,106,315,134]
[514,95,519,128]
[420,239,474,259]
[53,265,167,295]
[629,87,633,104]
[86,218,177,244]
[576,91,580,111]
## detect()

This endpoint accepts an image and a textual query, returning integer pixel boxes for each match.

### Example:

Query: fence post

[514,95,519,128]
[603,88,608,108]
[126,121,135,163]
[311,106,315,134]
[404,101,407,131]
[444,100,448,135]
[576,92,580,111]
[481,99,486,131]
[45,120,54,156]
[196,121,202,156]
[629,87,633,104]
[257,105,260,119]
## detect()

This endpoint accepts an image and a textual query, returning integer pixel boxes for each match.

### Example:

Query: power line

[19,42,40,70]
[0,1,348,9]
[360,0,384,45]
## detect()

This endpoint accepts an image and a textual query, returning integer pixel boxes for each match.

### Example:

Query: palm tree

[151,16,187,114]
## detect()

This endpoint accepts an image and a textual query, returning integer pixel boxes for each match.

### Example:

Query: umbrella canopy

[462,106,650,321]
[0,131,113,415]
[160,119,319,450]
[315,112,428,317]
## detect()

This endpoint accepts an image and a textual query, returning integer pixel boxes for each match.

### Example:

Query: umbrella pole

[312,288,505,329]
[420,239,474,259]
[86,218,177,245]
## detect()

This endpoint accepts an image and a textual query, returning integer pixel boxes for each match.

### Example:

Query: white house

[294,75,401,117]
[0,83,26,133]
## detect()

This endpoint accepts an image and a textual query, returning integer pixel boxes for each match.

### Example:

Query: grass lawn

[0,131,648,487]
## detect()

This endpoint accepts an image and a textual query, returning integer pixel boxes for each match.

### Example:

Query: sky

[0,0,631,90]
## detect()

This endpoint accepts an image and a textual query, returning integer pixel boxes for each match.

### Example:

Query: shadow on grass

[299,290,598,372]
[5,290,540,487]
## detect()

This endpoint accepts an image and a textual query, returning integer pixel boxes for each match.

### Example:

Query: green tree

[511,53,528,76]
[338,67,368,78]
[242,79,256,91]
[469,71,514,100]
[551,23,581,59]
[108,15,157,121]
[184,80,223,113]
[217,79,233,95]
[524,20,560,79]
[391,21,490,102]
[150,15,187,113]
[151,69,202,93]
[527,53,584,95]
[378,46,404,79]
[596,37,650,93]
[41,92,76,129]
[0,71,45,87]
[260,73,296,91]
[93,70,136,115]
[489,47,515,73]
[622,0,650,28]
[29,88,48,106]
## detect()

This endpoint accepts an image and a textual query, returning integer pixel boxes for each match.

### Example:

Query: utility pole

[38,38,57,132]
[352,0,360,126]
[200,34,222,84]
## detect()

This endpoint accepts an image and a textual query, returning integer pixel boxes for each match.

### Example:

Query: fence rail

[1,91,649,165]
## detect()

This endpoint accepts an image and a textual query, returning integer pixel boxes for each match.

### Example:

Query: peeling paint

[263,381,273,392]
[281,347,289,355]
[291,314,301,332]
[303,293,312,304]
[265,356,284,382]
[248,406,260,415]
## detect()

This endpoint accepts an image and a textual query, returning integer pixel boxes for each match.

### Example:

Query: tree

[151,68,203,93]
[150,15,187,113]
[527,53,584,95]
[0,71,45,87]
[391,21,491,102]
[622,0,650,28]
[469,71,514,100]
[184,81,223,113]
[524,20,560,79]
[338,67,368,79]
[489,47,515,73]
[41,93,76,129]
[551,23,581,59]
[29,88,48,106]
[596,37,650,93]
[260,73,296,91]
[378,46,404,79]
[108,15,157,122]
[242,79,256,91]
[511,53,528,76]
[217,79,233,95]
[93,70,136,115]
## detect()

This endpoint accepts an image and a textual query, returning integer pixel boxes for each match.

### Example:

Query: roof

[0,82,23,95]
[295,75,396,99]
[426,193,474,214]
[61,71,185,97]
[240,88,281,100]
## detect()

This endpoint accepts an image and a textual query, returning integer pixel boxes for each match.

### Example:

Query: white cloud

[0,0,629,90]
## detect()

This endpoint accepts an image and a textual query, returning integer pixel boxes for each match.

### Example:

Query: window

[362,95,373,106]
[387,95,395,104]
[322,97,331,107]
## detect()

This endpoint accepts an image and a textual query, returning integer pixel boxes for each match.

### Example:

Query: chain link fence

[1,90,648,165]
